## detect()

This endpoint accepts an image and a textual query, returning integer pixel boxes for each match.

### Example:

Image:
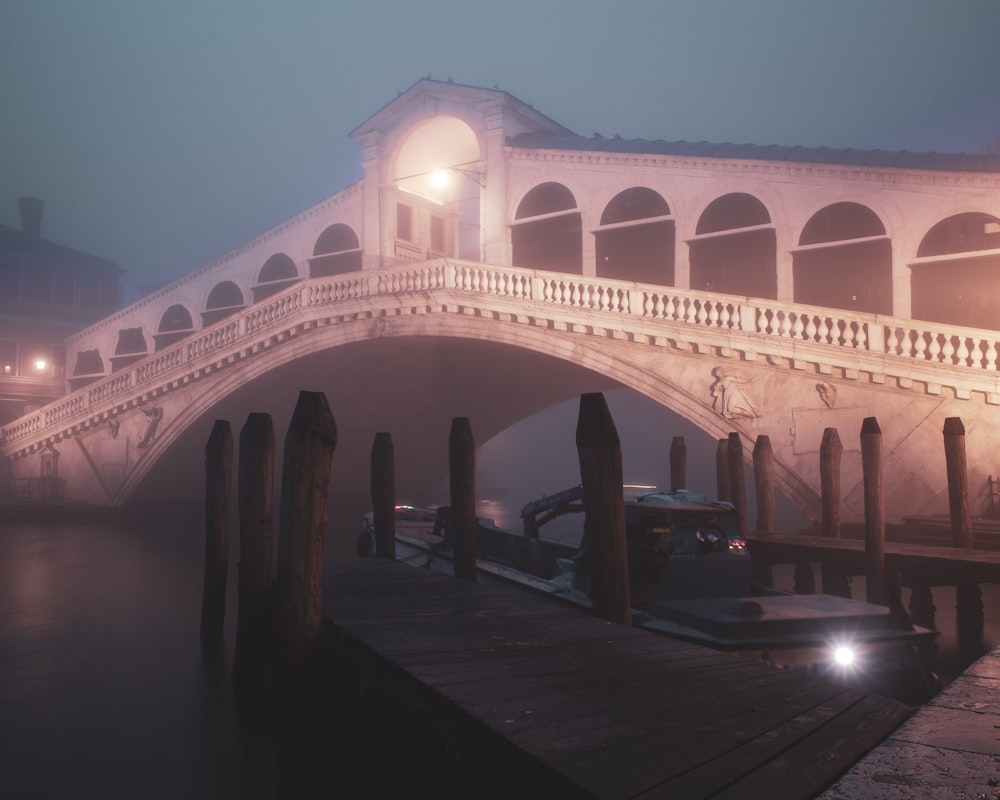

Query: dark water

[2,511,996,799]
[0,514,285,800]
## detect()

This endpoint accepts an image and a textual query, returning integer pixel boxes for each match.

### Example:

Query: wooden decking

[321,558,912,799]
[746,531,1000,584]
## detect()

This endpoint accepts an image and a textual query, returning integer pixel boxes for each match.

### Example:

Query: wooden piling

[233,412,275,688]
[860,417,887,606]
[727,432,747,537]
[670,435,686,492]
[449,417,477,582]
[715,439,731,502]
[819,427,850,597]
[945,417,973,549]
[201,419,232,642]
[275,391,337,695]
[752,435,774,532]
[576,392,630,625]
[945,416,984,663]
[371,432,396,560]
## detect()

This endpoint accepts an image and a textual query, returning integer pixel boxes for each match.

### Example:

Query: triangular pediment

[350,78,575,145]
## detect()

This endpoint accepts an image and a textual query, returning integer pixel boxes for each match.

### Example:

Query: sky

[3,0,1000,299]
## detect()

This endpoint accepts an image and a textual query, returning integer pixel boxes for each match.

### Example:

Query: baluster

[985,340,998,371]
[956,336,970,366]
[804,315,817,341]
[708,302,720,327]
[922,332,936,362]
[696,300,708,326]
[941,335,955,365]
[789,313,803,340]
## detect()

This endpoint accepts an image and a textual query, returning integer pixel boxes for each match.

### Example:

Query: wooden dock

[321,558,911,799]
[745,531,1000,584]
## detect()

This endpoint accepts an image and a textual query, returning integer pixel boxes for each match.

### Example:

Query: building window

[430,215,445,254]
[397,203,413,242]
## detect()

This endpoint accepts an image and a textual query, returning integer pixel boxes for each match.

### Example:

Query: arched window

[690,193,775,298]
[596,187,674,285]
[154,304,195,351]
[69,348,104,389]
[110,327,148,371]
[912,212,1000,329]
[511,182,582,274]
[202,281,245,326]
[311,224,361,278]
[253,254,300,301]
[793,202,891,314]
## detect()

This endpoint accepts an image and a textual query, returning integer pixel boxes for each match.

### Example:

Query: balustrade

[4,260,1000,451]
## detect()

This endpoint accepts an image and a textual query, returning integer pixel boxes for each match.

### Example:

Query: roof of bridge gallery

[506,131,1000,173]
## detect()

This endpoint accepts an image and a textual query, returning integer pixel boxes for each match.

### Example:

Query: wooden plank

[321,558,912,799]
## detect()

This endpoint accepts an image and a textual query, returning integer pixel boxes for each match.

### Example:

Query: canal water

[2,510,997,798]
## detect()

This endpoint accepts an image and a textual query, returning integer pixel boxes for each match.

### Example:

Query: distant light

[430,170,450,189]
[34,359,47,371]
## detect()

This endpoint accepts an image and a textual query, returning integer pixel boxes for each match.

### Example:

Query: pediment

[350,78,575,145]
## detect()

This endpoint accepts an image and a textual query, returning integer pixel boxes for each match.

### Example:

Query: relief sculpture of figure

[711,367,760,420]
[137,407,163,449]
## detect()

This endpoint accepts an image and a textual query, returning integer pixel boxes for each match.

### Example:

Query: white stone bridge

[4,79,1000,524]
[5,259,1000,524]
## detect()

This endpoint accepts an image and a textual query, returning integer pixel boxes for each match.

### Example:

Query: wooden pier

[321,557,911,799]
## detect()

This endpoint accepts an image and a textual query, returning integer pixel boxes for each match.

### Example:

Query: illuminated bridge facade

[3,79,1000,524]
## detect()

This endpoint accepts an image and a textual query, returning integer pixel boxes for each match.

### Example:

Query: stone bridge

[5,260,1000,524]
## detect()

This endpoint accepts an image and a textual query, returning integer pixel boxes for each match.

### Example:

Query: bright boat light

[833,645,856,667]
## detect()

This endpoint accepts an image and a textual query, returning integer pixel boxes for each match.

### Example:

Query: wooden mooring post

[371,432,396,560]
[726,432,747,537]
[449,417,477,582]
[275,391,337,707]
[819,427,851,598]
[576,392,630,625]
[715,438,731,502]
[752,435,774,533]
[945,416,984,662]
[201,419,233,643]
[861,417,888,606]
[233,412,275,689]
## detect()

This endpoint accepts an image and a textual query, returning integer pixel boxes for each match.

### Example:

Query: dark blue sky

[3,0,999,296]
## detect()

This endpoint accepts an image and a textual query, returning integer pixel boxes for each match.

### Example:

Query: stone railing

[5,259,1000,452]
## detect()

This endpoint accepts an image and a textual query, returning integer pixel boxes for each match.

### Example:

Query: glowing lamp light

[429,169,451,189]
[34,358,48,372]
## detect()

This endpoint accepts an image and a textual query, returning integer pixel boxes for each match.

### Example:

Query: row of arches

[511,183,1000,329]
[71,183,1000,386]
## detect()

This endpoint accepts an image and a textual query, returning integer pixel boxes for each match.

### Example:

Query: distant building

[0,197,122,427]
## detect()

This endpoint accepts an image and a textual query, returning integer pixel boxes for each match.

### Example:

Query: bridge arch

[202,280,246,326]
[595,187,674,286]
[511,181,583,274]
[311,224,361,278]
[253,253,300,301]
[689,192,776,298]
[154,303,196,350]
[793,201,892,314]
[912,211,1000,329]
[113,303,818,521]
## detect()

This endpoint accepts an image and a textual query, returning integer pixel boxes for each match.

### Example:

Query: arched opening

[912,213,1000,330]
[690,193,776,298]
[69,348,104,390]
[390,116,482,263]
[595,187,674,285]
[110,327,148,371]
[254,253,300,301]
[511,182,582,274]
[202,282,245,326]
[793,202,891,314]
[311,225,362,278]
[154,304,195,351]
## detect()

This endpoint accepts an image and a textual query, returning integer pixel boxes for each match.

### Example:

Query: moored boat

[360,485,940,704]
